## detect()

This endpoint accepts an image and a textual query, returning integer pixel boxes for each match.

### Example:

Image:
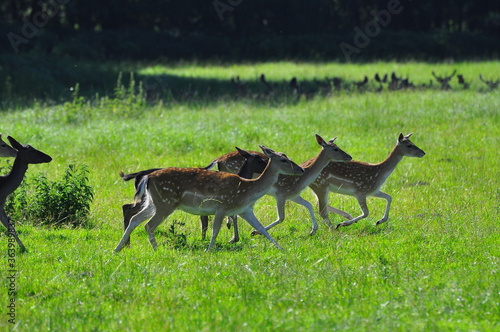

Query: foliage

[4,164,94,228]
[164,220,188,249]
[1,1,498,36]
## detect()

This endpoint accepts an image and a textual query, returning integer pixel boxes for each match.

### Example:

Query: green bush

[4,164,94,228]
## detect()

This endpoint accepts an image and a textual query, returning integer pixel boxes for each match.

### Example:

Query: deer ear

[405,133,413,139]
[235,147,252,159]
[398,133,405,143]
[7,136,23,150]
[315,134,326,146]
[259,145,276,157]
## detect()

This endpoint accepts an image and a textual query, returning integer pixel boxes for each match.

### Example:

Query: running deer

[119,148,267,246]
[201,148,268,242]
[251,134,352,236]
[114,146,304,252]
[309,133,425,228]
[0,136,52,251]
[0,134,17,158]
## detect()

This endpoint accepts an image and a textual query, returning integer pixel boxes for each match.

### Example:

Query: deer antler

[479,75,499,90]
[432,70,456,90]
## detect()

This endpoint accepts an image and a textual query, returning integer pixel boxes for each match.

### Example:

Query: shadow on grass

[346,223,395,237]
[7,53,499,110]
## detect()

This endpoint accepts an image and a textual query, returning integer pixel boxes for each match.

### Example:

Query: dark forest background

[0,0,498,102]
[1,0,499,60]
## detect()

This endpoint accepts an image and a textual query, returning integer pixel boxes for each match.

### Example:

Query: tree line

[2,0,498,36]
[1,0,498,61]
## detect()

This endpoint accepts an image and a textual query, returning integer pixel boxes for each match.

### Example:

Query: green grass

[1,61,499,331]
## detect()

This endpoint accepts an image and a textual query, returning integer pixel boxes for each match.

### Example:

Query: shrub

[4,164,94,228]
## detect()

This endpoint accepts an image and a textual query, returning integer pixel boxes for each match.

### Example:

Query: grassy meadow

[1,61,499,331]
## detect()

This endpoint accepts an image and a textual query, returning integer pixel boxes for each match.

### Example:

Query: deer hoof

[335,223,343,229]
[228,237,240,243]
[251,230,261,236]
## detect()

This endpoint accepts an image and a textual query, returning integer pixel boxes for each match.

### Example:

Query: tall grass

[0,61,499,331]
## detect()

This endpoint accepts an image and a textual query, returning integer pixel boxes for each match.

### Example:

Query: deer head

[8,136,52,164]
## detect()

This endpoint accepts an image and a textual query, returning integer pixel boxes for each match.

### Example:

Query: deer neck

[297,150,330,187]
[377,144,405,179]
[0,158,29,197]
[246,161,281,198]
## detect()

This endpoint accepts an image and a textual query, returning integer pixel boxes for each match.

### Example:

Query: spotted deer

[119,147,267,246]
[309,133,425,228]
[201,147,268,242]
[251,134,352,236]
[0,136,52,251]
[114,146,304,252]
[199,135,352,237]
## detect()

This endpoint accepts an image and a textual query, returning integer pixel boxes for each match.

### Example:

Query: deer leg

[314,188,334,228]
[291,195,318,235]
[373,191,392,225]
[251,196,286,236]
[206,211,225,251]
[240,210,283,250]
[144,206,173,250]
[228,215,240,243]
[200,215,209,240]
[114,201,155,252]
[327,206,354,220]
[336,196,369,228]
[122,203,141,247]
[1,208,27,252]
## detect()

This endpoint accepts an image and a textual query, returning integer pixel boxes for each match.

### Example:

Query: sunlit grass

[139,60,499,89]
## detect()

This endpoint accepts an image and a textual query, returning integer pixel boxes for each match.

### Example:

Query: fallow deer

[0,136,52,251]
[251,134,352,236]
[478,75,499,90]
[114,146,304,252]
[202,148,268,242]
[198,135,352,237]
[457,74,470,89]
[432,70,456,90]
[120,148,268,246]
[309,133,425,228]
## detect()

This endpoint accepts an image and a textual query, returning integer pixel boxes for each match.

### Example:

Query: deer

[309,133,425,229]
[354,76,369,91]
[389,72,402,91]
[250,134,352,236]
[432,70,456,90]
[260,74,275,96]
[0,136,52,251]
[478,75,499,90]
[194,135,352,237]
[457,74,470,89]
[114,146,304,252]
[374,73,388,91]
[0,134,17,158]
[201,148,268,242]
[230,76,247,96]
[119,147,268,246]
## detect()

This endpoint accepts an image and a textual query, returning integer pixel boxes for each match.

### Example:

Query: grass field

[1,61,499,331]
